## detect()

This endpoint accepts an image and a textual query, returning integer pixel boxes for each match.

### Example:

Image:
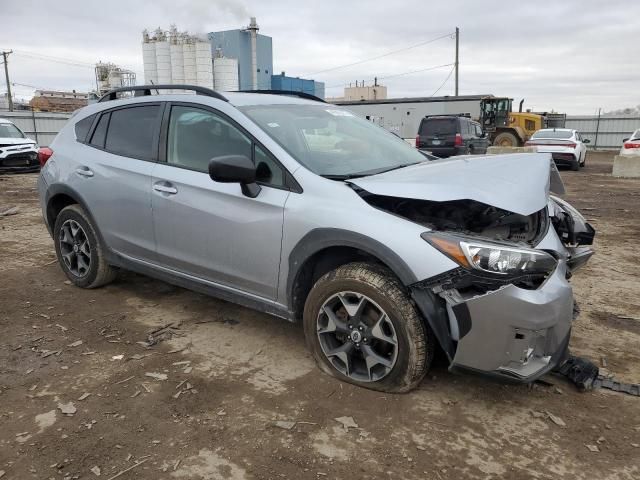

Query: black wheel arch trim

[44,184,112,260]
[287,228,418,298]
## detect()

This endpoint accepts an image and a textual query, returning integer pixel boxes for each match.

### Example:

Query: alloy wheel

[317,291,398,382]
[58,219,91,277]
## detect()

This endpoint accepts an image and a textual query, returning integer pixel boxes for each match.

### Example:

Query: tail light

[454,133,463,146]
[38,147,53,166]
[566,143,576,148]
[415,135,420,148]
[624,142,640,149]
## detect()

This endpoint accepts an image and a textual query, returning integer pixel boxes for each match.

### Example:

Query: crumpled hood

[348,153,565,216]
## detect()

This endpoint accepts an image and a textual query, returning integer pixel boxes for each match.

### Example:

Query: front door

[151,103,290,300]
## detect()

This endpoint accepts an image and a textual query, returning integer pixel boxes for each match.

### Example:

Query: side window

[75,114,95,143]
[255,144,285,188]
[167,105,252,173]
[90,113,110,148]
[104,105,160,160]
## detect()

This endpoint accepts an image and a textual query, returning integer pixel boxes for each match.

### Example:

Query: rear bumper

[551,152,578,167]
[425,146,467,158]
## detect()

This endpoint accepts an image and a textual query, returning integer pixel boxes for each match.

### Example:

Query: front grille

[1,152,38,167]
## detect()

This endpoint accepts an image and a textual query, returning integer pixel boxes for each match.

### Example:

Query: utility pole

[2,50,14,111]
[454,27,459,96]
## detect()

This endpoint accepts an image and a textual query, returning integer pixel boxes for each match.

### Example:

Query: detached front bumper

[414,263,574,383]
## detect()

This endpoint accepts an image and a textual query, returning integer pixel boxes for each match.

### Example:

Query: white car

[0,118,39,172]
[525,128,589,171]
[619,129,640,156]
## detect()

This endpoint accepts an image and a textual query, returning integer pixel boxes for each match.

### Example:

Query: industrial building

[140,19,324,98]
[271,72,325,99]
[142,27,217,90]
[327,80,388,102]
[94,62,136,96]
[208,18,272,91]
[29,90,88,112]
[333,94,491,139]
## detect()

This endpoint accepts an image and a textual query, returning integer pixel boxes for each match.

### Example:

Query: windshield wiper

[321,162,423,181]
[321,173,369,180]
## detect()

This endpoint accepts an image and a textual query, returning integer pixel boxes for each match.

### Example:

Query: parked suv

[416,115,489,157]
[38,85,595,393]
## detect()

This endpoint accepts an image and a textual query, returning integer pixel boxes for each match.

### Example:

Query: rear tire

[53,204,117,288]
[303,262,434,393]
[571,159,580,171]
[493,131,519,147]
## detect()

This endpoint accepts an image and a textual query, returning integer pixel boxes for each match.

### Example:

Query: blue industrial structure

[208,28,273,90]
[208,19,324,98]
[271,73,325,99]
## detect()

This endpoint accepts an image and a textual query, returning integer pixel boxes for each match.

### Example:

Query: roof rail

[239,89,326,103]
[98,84,228,103]
[423,113,471,119]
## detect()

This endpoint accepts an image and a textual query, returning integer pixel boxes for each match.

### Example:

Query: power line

[12,50,96,69]
[429,65,455,97]
[304,32,454,77]
[325,62,454,89]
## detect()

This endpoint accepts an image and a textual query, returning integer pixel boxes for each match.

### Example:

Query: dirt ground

[1,151,639,480]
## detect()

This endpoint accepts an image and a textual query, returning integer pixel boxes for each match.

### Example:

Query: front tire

[493,131,519,147]
[53,204,117,288]
[303,262,434,393]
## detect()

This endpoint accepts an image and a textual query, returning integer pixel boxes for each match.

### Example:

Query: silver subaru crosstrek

[38,85,595,392]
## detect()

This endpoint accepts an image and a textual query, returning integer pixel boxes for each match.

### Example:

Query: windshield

[0,123,26,139]
[239,104,427,178]
[531,130,572,139]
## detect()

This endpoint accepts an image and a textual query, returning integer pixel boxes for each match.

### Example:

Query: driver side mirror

[583,138,590,144]
[208,155,261,198]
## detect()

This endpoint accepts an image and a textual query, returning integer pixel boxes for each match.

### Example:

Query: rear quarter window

[420,118,457,136]
[74,114,95,143]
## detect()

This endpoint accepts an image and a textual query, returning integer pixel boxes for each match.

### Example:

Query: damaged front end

[352,157,595,382]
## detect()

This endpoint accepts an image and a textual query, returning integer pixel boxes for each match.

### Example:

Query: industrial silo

[183,41,198,86]
[142,31,158,85]
[170,43,185,87]
[155,38,172,85]
[214,57,239,91]
[195,41,213,88]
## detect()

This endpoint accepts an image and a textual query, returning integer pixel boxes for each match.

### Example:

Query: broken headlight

[422,232,558,277]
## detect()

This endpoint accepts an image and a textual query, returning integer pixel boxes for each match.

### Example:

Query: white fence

[0,110,72,147]
[565,114,640,150]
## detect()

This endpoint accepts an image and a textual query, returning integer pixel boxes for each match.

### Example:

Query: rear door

[71,103,162,261]
[151,102,290,300]
[419,117,458,148]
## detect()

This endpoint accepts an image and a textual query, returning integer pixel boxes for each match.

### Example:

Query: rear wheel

[494,131,519,147]
[571,159,580,171]
[54,204,117,288]
[303,262,434,393]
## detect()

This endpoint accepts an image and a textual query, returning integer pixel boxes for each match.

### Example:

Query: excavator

[479,97,544,147]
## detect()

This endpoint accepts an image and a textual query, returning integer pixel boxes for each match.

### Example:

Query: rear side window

[75,114,95,143]
[90,113,110,148]
[104,105,160,160]
[420,118,457,136]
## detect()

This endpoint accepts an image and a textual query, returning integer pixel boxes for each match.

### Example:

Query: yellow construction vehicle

[479,97,544,147]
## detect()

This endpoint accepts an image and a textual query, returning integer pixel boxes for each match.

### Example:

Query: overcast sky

[2,0,639,114]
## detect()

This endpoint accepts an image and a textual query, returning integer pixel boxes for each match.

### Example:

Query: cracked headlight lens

[422,233,558,276]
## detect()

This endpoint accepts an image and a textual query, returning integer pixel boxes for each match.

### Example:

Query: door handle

[153,183,178,194]
[75,167,94,177]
